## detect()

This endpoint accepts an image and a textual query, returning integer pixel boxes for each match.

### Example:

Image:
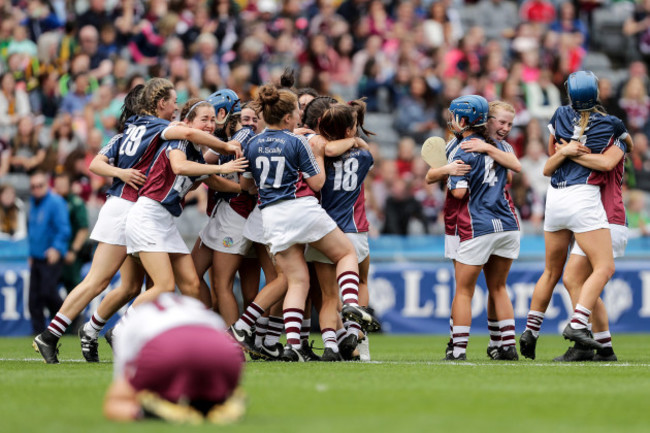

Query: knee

[595,263,616,282]
[562,271,579,294]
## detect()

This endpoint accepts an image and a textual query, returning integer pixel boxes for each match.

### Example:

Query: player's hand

[460,138,490,153]
[557,139,590,156]
[294,127,315,136]
[354,137,370,150]
[64,251,76,264]
[45,248,61,265]
[218,157,248,174]
[226,142,243,158]
[119,169,147,190]
[445,160,471,176]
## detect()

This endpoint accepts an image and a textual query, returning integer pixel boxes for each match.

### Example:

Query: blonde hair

[489,100,515,116]
[576,105,607,140]
[140,78,175,117]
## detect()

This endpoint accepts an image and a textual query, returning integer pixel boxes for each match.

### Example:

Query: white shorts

[544,184,609,233]
[125,197,189,255]
[243,206,266,245]
[304,232,369,264]
[90,196,134,246]
[456,231,520,266]
[571,224,628,258]
[261,196,337,255]
[199,201,252,255]
[444,234,460,260]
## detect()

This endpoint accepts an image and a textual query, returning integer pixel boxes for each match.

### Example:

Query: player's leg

[486,294,501,359]
[310,228,379,331]
[238,257,260,309]
[33,243,127,363]
[313,261,344,361]
[211,251,243,326]
[483,255,517,361]
[565,229,615,348]
[449,262,482,360]
[274,244,311,361]
[130,252,176,307]
[171,253,202,301]
[190,238,215,308]
[520,229,572,359]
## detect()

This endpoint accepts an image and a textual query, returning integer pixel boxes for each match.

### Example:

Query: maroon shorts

[127,326,244,405]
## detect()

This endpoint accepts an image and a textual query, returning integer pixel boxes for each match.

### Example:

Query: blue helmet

[207,89,241,123]
[448,95,489,128]
[567,71,599,111]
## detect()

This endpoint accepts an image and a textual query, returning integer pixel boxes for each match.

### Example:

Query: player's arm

[623,134,634,153]
[569,144,625,172]
[323,136,366,157]
[89,154,147,190]
[202,174,242,193]
[425,161,470,184]
[543,138,592,176]
[448,153,470,199]
[460,139,521,172]
[239,174,257,194]
[169,149,248,176]
[164,125,242,157]
[103,378,140,421]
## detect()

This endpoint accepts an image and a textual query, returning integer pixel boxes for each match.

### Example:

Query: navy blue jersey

[138,140,207,216]
[243,128,320,209]
[448,135,519,241]
[548,106,628,188]
[320,148,373,233]
[102,115,171,201]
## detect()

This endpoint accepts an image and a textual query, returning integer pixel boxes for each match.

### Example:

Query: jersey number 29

[119,125,146,157]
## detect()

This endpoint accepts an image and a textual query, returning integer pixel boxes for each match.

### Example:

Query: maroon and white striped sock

[336,328,347,345]
[283,308,303,349]
[82,311,107,339]
[570,304,591,330]
[300,318,311,342]
[338,271,360,305]
[498,319,516,348]
[47,313,72,338]
[264,315,284,346]
[344,320,362,339]
[593,330,612,348]
[452,325,470,357]
[235,302,264,332]
[448,317,453,347]
[487,318,501,348]
[321,328,339,351]
[525,310,545,337]
[255,317,269,347]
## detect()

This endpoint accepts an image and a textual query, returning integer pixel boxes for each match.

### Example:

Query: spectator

[0,183,27,240]
[599,77,628,125]
[27,170,71,334]
[29,71,61,122]
[393,75,441,144]
[396,137,416,179]
[626,189,650,237]
[50,113,83,168]
[78,0,114,31]
[510,172,544,229]
[519,137,549,203]
[78,25,112,79]
[623,0,650,63]
[382,178,428,235]
[548,1,589,49]
[53,172,89,302]
[0,72,31,140]
[0,136,9,178]
[475,0,519,42]
[627,131,650,192]
[525,68,562,123]
[422,0,452,49]
[619,76,650,132]
[9,115,46,175]
[22,0,63,41]
[520,0,556,26]
[60,72,93,117]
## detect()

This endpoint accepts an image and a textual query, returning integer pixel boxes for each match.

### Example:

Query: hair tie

[184,100,206,120]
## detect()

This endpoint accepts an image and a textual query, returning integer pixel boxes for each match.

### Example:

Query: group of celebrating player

[31,72,380,369]
[30,68,628,380]
[428,70,629,362]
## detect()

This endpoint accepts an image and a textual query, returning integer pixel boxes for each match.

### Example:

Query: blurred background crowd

[1,0,650,244]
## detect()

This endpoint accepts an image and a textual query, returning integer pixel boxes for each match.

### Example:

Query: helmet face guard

[448,95,489,132]
[207,89,241,126]
[567,71,599,111]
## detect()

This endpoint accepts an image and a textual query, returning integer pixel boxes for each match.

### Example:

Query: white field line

[0,358,103,363]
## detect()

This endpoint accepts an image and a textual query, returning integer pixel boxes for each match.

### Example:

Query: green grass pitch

[1,334,649,433]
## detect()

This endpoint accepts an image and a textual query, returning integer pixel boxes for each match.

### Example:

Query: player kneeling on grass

[103,293,246,424]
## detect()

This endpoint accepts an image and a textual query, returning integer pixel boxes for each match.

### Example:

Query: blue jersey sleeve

[296,135,320,178]
[100,133,123,165]
[548,109,559,136]
[448,148,473,190]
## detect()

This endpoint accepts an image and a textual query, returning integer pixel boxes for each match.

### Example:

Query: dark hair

[280,67,296,89]
[319,104,355,141]
[348,98,375,137]
[255,84,297,125]
[297,87,319,99]
[180,97,213,122]
[117,84,144,132]
[302,96,337,130]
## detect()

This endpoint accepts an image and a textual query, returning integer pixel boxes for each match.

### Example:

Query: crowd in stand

[1,0,650,239]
